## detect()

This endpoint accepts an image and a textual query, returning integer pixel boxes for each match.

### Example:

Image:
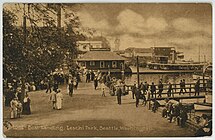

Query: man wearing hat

[116,85,122,105]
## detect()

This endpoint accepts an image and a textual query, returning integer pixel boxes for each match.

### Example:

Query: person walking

[145,81,149,92]
[46,79,52,93]
[22,94,31,115]
[56,89,63,110]
[182,79,187,93]
[157,81,163,98]
[116,86,122,105]
[86,72,90,83]
[179,79,187,95]
[75,74,80,89]
[53,81,58,92]
[135,88,141,107]
[101,83,106,97]
[178,109,188,128]
[10,97,18,119]
[167,82,173,97]
[132,84,137,99]
[91,71,95,81]
[179,80,183,95]
[195,79,200,96]
[94,77,98,90]
[68,80,74,97]
[50,91,57,109]
[139,82,144,93]
[73,77,78,90]
[150,82,156,98]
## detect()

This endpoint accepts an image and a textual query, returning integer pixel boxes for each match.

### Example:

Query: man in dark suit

[116,86,122,105]
[135,88,141,107]
[167,82,173,97]
[132,84,137,99]
[150,82,156,98]
[195,79,200,96]
[158,81,163,98]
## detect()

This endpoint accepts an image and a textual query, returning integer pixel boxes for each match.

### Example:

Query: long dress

[22,97,31,115]
[10,99,18,119]
[56,92,63,110]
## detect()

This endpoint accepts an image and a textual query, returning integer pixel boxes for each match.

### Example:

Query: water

[124,73,194,85]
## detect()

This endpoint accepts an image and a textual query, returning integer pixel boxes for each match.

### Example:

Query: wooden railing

[124,82,207,95]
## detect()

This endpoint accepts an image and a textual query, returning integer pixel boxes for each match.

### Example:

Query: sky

[4,3,212,62]
[75,3,212,62]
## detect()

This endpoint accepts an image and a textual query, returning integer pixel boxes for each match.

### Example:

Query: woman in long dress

[56,89,63,110]
[22,94,31,115]
[10,98,18,119]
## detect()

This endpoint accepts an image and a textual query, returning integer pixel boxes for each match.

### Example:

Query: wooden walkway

[122,82,208,101]
[149,95,205,101]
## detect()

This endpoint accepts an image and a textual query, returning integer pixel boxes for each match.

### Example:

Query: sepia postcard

[2,2,213,138]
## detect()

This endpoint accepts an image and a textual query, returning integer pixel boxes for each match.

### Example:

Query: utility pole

[136,56,140,87]
[21,3,27,103]
[23,4,27,45]
[198,46,200,63]
[57,4,61,28]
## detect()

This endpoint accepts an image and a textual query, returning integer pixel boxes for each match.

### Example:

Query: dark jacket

[158,82,163,90]
[151,85,156,92]
[135,89,141,99]
[116,88,122,97]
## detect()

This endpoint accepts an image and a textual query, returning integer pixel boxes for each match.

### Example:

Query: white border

[0,0,214,140]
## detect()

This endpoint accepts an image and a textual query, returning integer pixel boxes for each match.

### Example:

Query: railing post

[189,84,192,97]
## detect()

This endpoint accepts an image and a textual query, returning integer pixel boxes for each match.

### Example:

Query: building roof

[78,51,126,61]
[77,41,102,44]
[125,47,152,53]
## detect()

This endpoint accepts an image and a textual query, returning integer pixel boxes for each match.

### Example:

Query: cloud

[116,9,145,33]
[147,17,168,32]
[76,8,212,62]
[77,10,110,33]
[169,36,212,62]
[116,9,168,35]
[172,17,211,35]
[118,34,168,50]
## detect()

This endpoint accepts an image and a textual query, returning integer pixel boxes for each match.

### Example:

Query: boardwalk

[3,82,194,137]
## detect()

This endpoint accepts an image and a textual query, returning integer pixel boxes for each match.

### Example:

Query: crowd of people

[129,78,203,102]
[162,99,188,128]
[50,89,63,110]
[8,93,31,119]
[195,114,212,136]
[3,68,211,137]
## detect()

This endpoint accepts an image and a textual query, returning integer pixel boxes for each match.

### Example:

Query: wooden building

[77,51,126,72]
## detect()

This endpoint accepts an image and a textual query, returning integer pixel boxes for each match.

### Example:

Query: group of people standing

[10,93,31,119]
[3,79,32,119]
[67,74,80,97]
[130,78,202,100]
[162,99,188,128]
[50,89,63,110]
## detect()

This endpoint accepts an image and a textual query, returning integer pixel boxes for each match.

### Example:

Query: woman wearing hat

[22,94,31,115]
[56,89,63,110]
[10,97,19,119]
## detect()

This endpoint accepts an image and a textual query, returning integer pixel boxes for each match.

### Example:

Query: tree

[3,3,86,102]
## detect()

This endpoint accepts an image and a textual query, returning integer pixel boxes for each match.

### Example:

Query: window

[90,61,95,66]
[100,61,105,68]
[112,61,117,68]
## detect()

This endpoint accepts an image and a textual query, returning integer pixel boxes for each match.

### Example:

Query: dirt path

[3,82,194,137]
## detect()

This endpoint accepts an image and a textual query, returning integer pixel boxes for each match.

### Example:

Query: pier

[3,82,195,137]
[130,66,202,74]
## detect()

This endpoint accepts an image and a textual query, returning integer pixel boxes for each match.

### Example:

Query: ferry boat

[147,62,205,70]
[193,65,212,80]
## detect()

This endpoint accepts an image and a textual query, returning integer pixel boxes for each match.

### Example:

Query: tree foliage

[3,4,86,82]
